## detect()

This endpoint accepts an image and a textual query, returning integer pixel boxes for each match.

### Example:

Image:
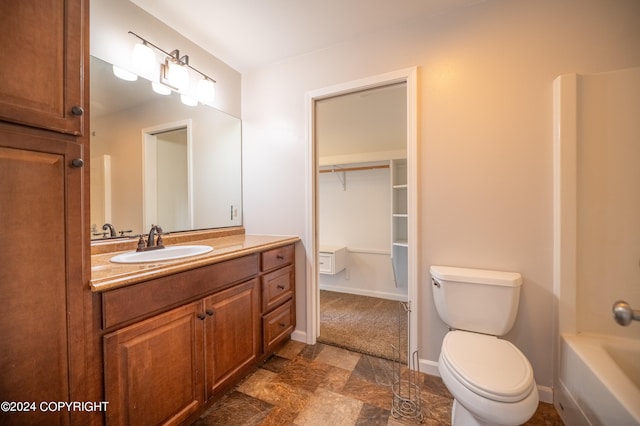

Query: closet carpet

[317,290,408,362]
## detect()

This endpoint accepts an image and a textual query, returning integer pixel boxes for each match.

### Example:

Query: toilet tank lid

[430,265,522,287]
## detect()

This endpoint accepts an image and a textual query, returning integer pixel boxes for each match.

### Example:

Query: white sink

[110,245,213,264]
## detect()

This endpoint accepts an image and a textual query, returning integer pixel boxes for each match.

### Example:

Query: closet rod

[319,164,389,174]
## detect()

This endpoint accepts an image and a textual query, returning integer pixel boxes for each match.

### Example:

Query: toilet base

[452,399,494,426]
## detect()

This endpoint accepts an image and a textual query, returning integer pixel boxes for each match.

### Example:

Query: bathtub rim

[560,332,640,424]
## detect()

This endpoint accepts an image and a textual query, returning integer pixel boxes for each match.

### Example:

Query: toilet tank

[430,265,523,336]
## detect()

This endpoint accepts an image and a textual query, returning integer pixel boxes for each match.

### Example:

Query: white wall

[319,167,408,300]
[241,0,640,394]
[577,68,640,339]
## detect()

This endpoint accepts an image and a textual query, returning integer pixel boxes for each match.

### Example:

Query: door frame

[304,67,418,357]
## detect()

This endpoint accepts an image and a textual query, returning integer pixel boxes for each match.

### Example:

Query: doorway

[305,67,418,359]
[142,120,193,232]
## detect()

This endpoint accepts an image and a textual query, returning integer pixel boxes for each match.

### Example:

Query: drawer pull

[276,255,284,260]
[279,322,286,328]
[277,284,285,290]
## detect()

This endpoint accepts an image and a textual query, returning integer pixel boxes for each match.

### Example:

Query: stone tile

[239,367,312,415]
[298,343,328,361]
[420,371,452,399]
[314,344,361,371]
[276,339,307,360]
[294,387,363,426]
[193,391,272,426]
[350,354,396,387]
[421,390,453,425]
[262,354,291,374]
[318,365,352,393]
[355,403,390,425]
[236,368,278,397]
[260,406,299,426]
[275,356,334,393]
[525,402,565,425]
[341,373,393,411]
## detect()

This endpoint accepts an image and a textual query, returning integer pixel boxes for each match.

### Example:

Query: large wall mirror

[90,56,242,239]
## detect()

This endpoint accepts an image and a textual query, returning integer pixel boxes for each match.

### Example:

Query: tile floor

[193,340,564,426]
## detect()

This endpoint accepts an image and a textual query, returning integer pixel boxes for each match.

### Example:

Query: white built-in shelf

[318,245,347,275]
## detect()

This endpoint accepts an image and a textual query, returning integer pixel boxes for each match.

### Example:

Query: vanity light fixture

[112,65,138,81]
[151,81,171,95]
[127,31,217,105]
[132,41,156,75]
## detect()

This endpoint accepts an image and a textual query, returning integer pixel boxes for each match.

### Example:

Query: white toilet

[430,265,539,426]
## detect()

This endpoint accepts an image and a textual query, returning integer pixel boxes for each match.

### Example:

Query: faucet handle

[136,235,146,252]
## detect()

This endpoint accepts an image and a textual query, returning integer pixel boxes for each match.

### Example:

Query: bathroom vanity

[91,229,298,425]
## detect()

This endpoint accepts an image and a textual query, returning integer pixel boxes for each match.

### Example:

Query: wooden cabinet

[101,244,295,425]
[104,303,205,426]
[261,245,296,353]
[0,0,86,135]
[0,0,89,425]
[204,279,260,398]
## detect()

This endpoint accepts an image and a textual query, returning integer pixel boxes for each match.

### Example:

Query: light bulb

[197,78,215,104]
[152,81,171,95]
[167,61,189,92]
[132,42,156,76]
[112,65,138,81]
[180,94,198,106]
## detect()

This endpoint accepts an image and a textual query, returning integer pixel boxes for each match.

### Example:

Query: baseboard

[291,329,308,344]
[537,385,553,404]
[418,357,440,377]
[319,284,408,301]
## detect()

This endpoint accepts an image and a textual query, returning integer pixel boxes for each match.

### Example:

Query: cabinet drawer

[318,254,333,274]
[261,244,294,272]
[262,300,295,353]
[261,265,294,312]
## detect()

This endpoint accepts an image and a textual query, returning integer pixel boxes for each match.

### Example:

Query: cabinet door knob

[197,313,206,320]
[206,309,214,316]
[71,105,84,116]
[71,158,84,168]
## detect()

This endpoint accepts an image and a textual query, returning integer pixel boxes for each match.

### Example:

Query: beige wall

[241,0,640,395]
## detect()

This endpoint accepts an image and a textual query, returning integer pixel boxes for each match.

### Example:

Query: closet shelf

[319,164,389,174]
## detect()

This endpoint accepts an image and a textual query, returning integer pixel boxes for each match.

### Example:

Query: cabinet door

[204,279,260,399]
[104,302,204,426]
[0,0,86,135]
[0,126,84,426]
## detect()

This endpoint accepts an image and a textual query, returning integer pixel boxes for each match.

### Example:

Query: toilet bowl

[430,265,539,426]
[438,331,538,425]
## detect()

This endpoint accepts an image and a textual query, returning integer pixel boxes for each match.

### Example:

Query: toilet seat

[440,331,535,402]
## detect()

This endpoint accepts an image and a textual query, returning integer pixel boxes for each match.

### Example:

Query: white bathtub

[556,333,640,425]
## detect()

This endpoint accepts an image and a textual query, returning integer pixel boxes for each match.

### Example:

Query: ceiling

[130,0,485,72]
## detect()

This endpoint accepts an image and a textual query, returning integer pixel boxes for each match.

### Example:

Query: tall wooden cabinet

[0,1,90,425]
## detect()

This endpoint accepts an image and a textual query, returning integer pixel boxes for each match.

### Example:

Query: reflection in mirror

[90,56,242,240]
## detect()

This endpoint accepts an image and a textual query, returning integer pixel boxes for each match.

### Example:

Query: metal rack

[391,301,423,422]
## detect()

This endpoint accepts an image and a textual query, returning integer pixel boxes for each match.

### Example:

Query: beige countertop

[90,233,300,292]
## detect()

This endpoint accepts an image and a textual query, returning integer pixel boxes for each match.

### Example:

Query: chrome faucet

[102,223,117,237]
[612,300,640,326]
